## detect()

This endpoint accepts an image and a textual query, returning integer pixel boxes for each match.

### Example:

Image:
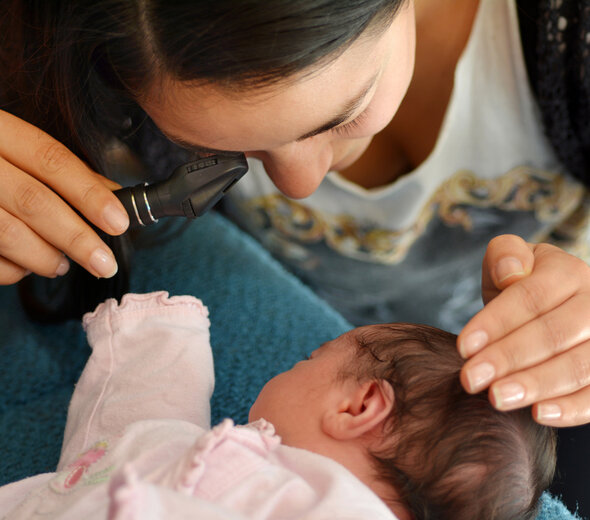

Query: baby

[0,292,555,520]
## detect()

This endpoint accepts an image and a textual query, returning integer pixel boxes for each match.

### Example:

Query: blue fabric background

[0,212,579,519]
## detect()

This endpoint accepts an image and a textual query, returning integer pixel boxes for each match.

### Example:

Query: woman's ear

[322,380,394,441]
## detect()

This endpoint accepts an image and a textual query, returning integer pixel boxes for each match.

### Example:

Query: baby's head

[249,323,556,520]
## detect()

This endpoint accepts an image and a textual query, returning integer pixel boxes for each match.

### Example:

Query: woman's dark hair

[343,323,556,520]
[0,0,404,321]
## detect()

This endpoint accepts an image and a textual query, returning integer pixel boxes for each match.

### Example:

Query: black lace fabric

[521,0,590,186]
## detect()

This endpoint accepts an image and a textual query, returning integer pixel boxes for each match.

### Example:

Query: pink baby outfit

[0,292,396,520]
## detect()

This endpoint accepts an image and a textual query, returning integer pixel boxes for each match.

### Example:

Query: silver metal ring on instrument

[143,184,158,224]
[130,191,145,226]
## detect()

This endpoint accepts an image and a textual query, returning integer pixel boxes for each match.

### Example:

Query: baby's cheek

[247,406,256,422]
[248,378,275,422]
[248,393,264,422]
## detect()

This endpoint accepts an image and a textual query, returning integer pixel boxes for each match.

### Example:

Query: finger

[458,243,587,358]
[0,206,70,278]
[0,255,31,285]
[481,234,534,303]
[474,341,590,414]
[461,294,590,393]
[0,159,118,278]
[472,340,590,427]
[95,174,122,192]
[533,386,590,427]
[0,110,128,235]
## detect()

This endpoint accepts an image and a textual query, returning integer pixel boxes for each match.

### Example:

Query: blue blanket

[0,212,579,519]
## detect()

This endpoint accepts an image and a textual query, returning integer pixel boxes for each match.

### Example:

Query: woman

[0,0,588,513]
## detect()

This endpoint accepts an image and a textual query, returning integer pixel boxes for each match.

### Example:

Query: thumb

[481,234,534,304]
[94,172,122,192]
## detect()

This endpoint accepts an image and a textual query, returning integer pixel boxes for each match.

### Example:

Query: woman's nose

[247,140,332,199]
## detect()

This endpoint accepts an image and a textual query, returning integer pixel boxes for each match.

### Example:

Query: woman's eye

[331,108,370,137]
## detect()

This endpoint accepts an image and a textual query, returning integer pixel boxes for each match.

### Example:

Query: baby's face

[249,331,358,448]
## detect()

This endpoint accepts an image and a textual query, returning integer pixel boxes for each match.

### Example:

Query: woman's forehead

[139,14,407,152]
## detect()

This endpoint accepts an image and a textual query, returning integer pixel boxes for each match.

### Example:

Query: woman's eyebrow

[295,72,379,141]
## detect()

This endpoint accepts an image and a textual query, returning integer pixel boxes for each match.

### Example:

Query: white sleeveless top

[224,0,588,331]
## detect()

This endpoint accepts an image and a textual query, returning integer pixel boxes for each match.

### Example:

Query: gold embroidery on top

[245,166,585,265]
[435,167,582,234]
[548,193,590,262]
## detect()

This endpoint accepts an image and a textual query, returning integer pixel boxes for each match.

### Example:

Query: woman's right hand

[0,109,129,285]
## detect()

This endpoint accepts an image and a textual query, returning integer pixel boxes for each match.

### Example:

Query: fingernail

[536,403,562,422]
[89,248,118,278]
[495,257,525,283]
[492,382,525,408]
[466,362,495,392]
[55,256,70,276]
[103,203,129,234]
[459,330,488,358]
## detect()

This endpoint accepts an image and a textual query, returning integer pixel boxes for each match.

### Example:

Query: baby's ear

[322,380,394,441]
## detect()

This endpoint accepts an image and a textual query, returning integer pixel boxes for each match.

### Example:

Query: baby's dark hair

[342,323,556,520]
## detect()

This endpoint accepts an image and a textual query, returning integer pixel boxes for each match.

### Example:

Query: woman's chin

[330,139,372,172]
[331,155,362,172]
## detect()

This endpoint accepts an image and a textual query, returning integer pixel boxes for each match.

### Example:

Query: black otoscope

[114,153,248,228]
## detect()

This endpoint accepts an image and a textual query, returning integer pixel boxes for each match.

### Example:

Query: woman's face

[140,3,416,198]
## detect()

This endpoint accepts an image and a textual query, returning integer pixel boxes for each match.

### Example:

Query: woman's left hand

[458,234,590,426]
